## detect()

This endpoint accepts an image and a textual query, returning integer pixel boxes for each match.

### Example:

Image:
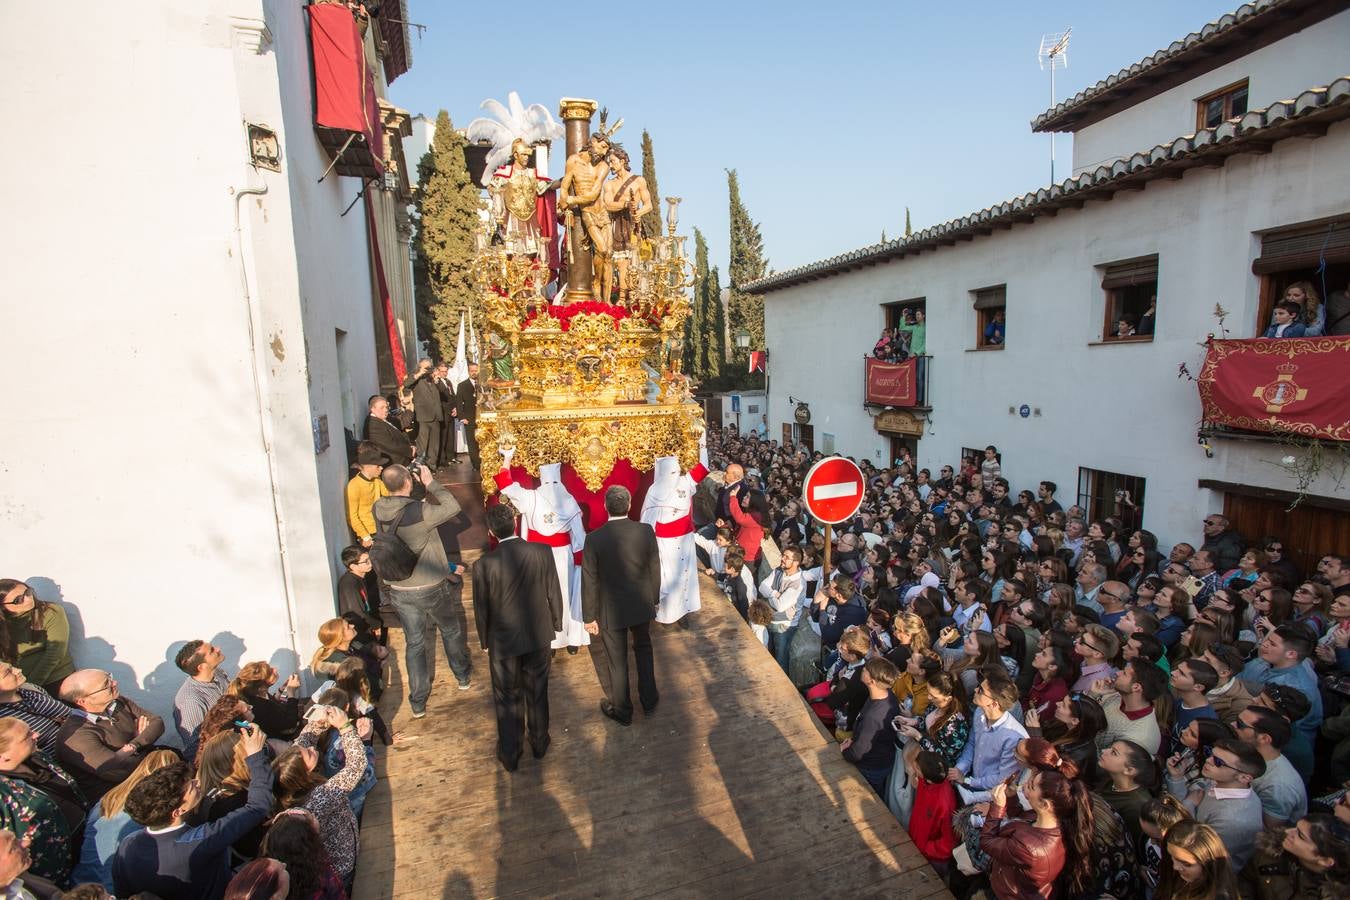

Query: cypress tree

[640,130,663,240]
[413,110,480,361]
[685,227,710,378]
[726,169,767,364]
[703,265,724,378]
[905,206,913,238]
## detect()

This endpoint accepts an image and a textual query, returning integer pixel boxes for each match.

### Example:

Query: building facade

[749,0,1350,572]
[3,1,419,730]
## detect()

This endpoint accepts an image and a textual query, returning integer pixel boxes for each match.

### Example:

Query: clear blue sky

[388,0,1238,279]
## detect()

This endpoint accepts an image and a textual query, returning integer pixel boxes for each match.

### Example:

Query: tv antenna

[1038,27,1072,184]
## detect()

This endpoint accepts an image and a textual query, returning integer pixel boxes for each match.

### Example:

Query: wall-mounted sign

[1019,404,1031,419]
[793,402,811,425]
[873,409,924,437]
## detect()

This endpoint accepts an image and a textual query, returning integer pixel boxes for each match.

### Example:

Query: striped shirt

[0,686,72,754]
[173,671,230,756]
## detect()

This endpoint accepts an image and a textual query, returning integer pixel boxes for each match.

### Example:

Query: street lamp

[734,328,751,350]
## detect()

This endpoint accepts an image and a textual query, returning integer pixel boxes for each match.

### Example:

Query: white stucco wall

[764,120,1350,555]
[1070,9,1350,173]
[1,1,387,730]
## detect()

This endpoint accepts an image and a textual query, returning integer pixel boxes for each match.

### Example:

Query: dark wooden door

[1222,492,1350,578]
[798,423,814,453]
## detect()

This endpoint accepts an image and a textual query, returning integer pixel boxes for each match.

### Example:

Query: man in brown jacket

[55,669,165,801]
[1203,644,1254,726]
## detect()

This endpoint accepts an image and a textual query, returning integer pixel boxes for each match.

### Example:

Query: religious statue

[487,139,555,256]
[559,131,613,302]
[602,145,654,307]
[485,330,515,384]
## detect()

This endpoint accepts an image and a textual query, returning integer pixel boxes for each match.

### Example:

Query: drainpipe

[231,182,303,664]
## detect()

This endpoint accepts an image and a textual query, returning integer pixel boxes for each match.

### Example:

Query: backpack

[369,502,422,582]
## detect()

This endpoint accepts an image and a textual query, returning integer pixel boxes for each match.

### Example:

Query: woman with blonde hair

[310,618,358,677]
[1156,820,1240,900]
[1284,280,1325,334]
[71,749,179,891]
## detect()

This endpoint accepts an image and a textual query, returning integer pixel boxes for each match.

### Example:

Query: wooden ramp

[354,475,947,898]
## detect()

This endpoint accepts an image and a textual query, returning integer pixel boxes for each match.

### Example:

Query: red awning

[308,3,383,178]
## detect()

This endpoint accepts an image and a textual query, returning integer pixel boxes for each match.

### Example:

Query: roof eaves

[1030,0,1302,133]
[744,77,1350,294]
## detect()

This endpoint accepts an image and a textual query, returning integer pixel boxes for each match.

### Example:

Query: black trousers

[600,621,657,720]
[462,421,480,470]
[439,409,456,462]
[489,646,551,763]
[415,419,442,467]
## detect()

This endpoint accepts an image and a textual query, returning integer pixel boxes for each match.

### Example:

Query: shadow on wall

[35,576,306,748]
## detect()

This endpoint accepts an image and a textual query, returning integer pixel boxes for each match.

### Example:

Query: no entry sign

[801,457,865,524]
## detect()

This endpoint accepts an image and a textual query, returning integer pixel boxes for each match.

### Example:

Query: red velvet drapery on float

[490,460,657,532]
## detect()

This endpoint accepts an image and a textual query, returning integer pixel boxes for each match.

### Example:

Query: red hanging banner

[865,357,917,407]
[364,199,407,385]
[1197,337,1350,441]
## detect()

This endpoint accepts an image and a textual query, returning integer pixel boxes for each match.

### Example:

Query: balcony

[864,355,931,410]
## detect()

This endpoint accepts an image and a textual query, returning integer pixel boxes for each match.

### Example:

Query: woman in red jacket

[726,484,768,567]
[980,764,1093,899]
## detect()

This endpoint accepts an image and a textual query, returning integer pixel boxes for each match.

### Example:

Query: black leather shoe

[599,700,631,726]
[531,735,551,759]
[497,751,520,772]
[642,697,659,716]
[567,646,579,655]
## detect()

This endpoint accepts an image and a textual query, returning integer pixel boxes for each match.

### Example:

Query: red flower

[523,301,632,331]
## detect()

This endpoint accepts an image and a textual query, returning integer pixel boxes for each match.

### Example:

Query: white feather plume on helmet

[466,92,564,183]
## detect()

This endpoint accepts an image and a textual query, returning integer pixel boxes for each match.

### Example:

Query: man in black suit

[473,504,563,771]
[582,486,661,726]
[434,362,458,467]
[454,362,480,471]
[362,394,414,465]
[403,358,443,469]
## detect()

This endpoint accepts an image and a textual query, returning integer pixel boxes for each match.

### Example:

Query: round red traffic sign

[801,457,865,524]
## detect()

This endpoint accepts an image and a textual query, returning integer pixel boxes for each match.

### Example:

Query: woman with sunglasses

[0,580,74,696]
[1121,547,1165,592]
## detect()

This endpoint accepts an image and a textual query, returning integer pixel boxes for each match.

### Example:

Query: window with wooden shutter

[972,284,1007,348]
[1099,256,1158,341]
[1251,217,1350,334]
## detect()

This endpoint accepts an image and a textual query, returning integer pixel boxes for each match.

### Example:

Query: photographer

[402,358,443,471]
[372,463,472,717]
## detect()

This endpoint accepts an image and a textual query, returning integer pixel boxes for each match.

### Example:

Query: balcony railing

[864,355,930,409]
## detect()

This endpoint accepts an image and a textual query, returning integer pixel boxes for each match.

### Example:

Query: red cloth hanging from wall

[308,2,384,175]
[865,357,917,407]
[1197,337,1350,441]
[364,198,407,384]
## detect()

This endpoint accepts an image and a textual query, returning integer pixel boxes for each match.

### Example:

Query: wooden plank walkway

[352,465,948,899]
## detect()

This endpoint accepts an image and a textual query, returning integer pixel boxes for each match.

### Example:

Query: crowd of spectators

[0,443,421,899]
[700,423,1350,899]
[0,582,393,900]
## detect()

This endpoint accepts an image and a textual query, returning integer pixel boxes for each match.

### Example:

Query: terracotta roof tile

[744,78,1350,294]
